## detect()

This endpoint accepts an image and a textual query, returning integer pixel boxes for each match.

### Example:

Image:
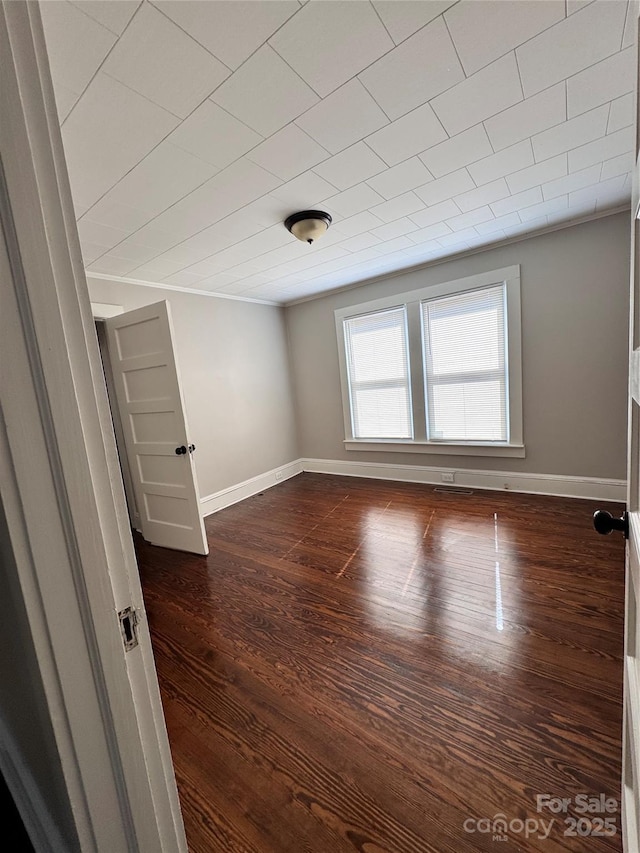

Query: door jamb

[0,2,186,850]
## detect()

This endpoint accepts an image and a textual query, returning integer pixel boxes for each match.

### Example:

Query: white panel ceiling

[40,0,635,305]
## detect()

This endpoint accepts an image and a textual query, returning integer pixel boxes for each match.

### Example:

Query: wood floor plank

[137,474,625,852]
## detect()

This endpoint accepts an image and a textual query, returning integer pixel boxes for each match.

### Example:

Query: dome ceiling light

[284,210,332,245]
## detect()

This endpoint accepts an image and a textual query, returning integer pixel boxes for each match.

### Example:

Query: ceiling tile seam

[146,1,236,73]
[606,108,633,137]
[429,69,528,140]
[361,107,451,170]
[367,0,395,49]
[408,200,462,227]
[245,126,333,182]
[528,106,616,166]
[266,6,471,125]
[503,149,570,187]
[353,69,393,124]
[606,99,629,135]
[149,0,302,83]
[68,0,140,39]
[441,10,467,79]
[60,0,145,128]
[363,68,466,132]
[444,9,570,81]
[480,74,572,152]
[519,41,625,101]
[266,4,434,103]
[99,68,189,121]
[512,48,526,104]
[291,87,392,148]
[265,41,324,100]
[511,1,626,73]
[565,66,634,121]
[621,0,632,51]
[488,187,554,217]
[348,6,480,123]
[605,100,614,139]
[480,120,498,156]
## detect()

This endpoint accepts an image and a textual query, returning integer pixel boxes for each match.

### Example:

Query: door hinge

[118,606,139,651]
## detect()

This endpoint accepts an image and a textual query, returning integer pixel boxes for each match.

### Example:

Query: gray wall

[0,498,79,851]
[286,212,630,480]
[87,278,299,498]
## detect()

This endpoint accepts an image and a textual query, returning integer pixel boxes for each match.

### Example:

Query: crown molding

[85,272,280,307]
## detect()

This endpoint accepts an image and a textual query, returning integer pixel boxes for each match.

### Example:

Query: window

[422,284,507,442]
[344,307,412,439]
[335,266,523,458]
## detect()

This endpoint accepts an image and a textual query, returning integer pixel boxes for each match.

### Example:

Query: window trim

[335,265,524,457]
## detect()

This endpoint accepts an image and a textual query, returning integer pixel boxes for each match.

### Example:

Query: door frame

[0,2,186,850]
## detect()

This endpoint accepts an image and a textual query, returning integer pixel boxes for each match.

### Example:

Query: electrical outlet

[275,471,283,481]
[441,472,454,483]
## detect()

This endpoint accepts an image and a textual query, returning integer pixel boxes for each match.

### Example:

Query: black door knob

[593,509,629,538]
[175,445,187,455]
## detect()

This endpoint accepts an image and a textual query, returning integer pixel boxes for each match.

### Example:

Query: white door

[105,301,208,555]
[619,19,640,845]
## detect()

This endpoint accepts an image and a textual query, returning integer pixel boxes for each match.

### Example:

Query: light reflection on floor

[353,501,519,670]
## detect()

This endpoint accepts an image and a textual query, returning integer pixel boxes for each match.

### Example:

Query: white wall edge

[0,712,66,853]
[200,459,304,517]
[300,458,627,502]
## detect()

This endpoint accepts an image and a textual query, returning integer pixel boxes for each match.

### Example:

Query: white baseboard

[200,459,304,517]
[200,458,625,517]
[300,458,626,502]
[0,712,67,853]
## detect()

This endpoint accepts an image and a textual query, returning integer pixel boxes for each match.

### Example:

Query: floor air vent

[433,487,474,495]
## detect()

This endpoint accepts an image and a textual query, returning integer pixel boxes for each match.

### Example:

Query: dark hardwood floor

[136,473,625,852]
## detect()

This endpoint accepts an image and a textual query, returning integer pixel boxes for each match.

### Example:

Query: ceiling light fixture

[284,210,332,245]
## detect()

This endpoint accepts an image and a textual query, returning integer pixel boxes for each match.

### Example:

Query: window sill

[343,440,526,458]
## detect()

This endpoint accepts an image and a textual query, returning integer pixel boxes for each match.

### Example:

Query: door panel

[625,88,640,845]
[105,301,208,556]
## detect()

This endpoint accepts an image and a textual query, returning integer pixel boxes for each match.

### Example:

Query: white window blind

[422,284,508,442]
[344,307,412,439]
